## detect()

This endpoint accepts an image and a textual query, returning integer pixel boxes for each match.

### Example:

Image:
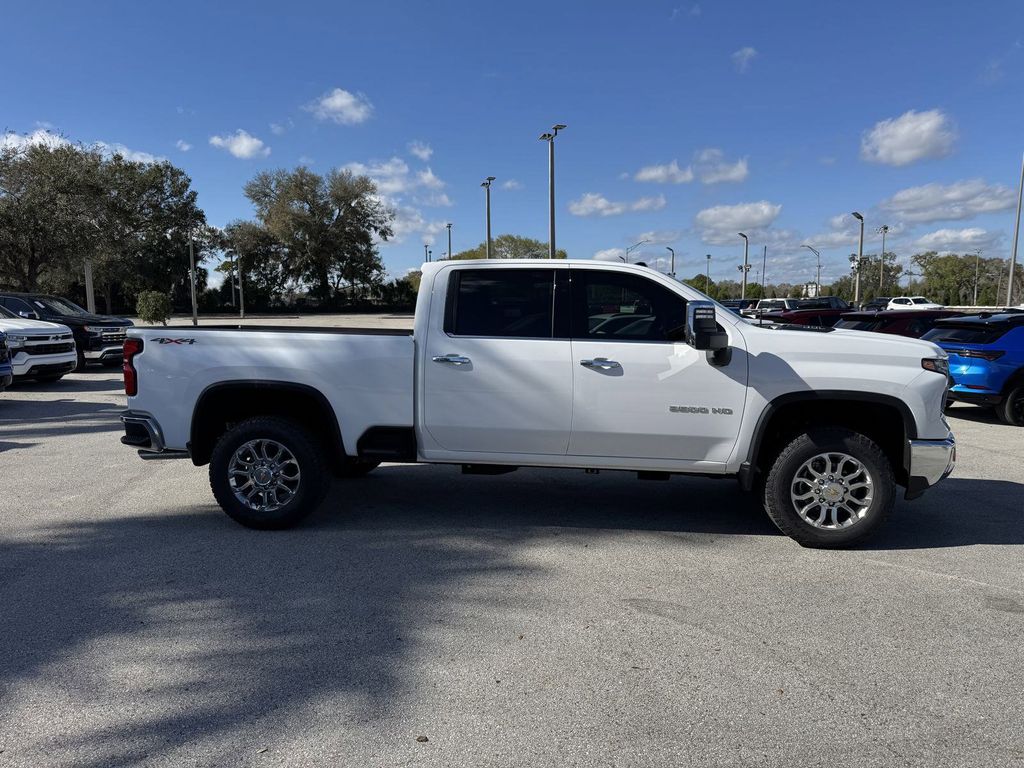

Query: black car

[861,297,892,311]
[0,293,133,371]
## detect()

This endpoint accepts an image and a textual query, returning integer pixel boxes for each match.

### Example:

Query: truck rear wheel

[762,428,894,548]
[209,416,330,530]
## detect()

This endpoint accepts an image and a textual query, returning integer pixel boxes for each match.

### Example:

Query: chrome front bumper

[905,432,956,500]
[85,344,124,360]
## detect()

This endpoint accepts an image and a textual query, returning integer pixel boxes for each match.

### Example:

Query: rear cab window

[444,268,557,338]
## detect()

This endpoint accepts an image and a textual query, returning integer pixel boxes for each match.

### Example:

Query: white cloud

[732,47,757,73]
[695,148,748,184]
[408,140,432,161]
[593,248,626,262]
[880,179,1016,223]
[502,179,523,190]
[635,149,747,185]
[414,191,453,208]
[696,200,781,232]
[860,109,956,166]
[269,123,286,136]
[343,156,447,199]
[175,139,192,152]
[915,227,994,253]
[1,130,165,163]
[635,230,683,246]
[569,193,667,217]
[209,129,270,159]
[634,159,693,184]
[307,88,373,125]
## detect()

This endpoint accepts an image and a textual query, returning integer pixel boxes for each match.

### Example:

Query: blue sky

[3,0,1023,286]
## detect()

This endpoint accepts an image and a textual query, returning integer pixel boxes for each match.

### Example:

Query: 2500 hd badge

[669,405,734,415]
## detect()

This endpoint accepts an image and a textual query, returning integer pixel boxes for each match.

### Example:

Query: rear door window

[446,269,556,338]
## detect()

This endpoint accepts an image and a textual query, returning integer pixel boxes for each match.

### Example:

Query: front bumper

[905,432,956,500]
[11,351,78,378]
[85,343,125,361]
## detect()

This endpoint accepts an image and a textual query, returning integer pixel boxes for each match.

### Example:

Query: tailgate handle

[432,354,471,366]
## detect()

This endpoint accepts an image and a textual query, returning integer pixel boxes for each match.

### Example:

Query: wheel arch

[739,391,915,490]
[189,380,345,468]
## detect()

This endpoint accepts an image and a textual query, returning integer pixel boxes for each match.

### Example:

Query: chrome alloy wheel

[790,452,874,530]
[228,439,302,512]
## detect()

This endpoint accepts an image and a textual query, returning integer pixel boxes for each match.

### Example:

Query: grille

[25,342,75,356]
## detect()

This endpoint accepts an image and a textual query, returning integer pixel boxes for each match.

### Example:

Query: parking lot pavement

[1,373,1022,768]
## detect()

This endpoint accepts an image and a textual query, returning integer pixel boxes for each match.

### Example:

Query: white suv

[887,296,944,311]
[0,305,78,382]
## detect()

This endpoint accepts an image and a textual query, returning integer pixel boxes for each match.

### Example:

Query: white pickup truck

[120,260,955,547]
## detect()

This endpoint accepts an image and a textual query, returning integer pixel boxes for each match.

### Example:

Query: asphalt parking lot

[1,370,1022,768]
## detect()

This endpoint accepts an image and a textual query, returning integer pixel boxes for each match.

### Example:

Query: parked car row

[0,293,132,385]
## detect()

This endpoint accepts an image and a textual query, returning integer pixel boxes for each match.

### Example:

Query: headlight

[83,325,107,333]
[922,357,949,377]
[7,334,27,348]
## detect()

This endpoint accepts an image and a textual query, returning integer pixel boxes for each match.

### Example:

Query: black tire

[74,349,87,372]
[762,428,895,548]
[996,384,1024,426]
[336,459,380,478]
[209,416,330,530]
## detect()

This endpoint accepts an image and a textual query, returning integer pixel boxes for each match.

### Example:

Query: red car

[833,309,965,338]
[759,307,850,327]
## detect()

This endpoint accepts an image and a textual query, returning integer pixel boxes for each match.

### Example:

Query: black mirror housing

[686,301,727,352]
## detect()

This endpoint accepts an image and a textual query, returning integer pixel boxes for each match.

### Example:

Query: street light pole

[738,232,749,299]
[666,247,675,277]
[424,243,429,263]
[188,227,198,327]
[802,244,821,297]
[237,255,245,319]
[84,260,96,314]
[625,239,649,263]
[761,245,767,296]
[1008,151,1024,306]
[852,212,865,306]
[974,249,982,306]
[481,176,495,258]
[706,253,712,293]
[446,222,452,262]
[878,224,889,291]
[539,124,566,258]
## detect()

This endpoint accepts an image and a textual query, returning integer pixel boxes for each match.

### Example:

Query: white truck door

[421,266,573,455]
[567,267,747,463]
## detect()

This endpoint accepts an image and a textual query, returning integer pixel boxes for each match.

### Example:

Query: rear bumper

[121,411,190,459]
[905,432,956,500]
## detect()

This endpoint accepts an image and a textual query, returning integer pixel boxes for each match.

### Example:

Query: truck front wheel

[209,416,330,530]
[762,428,895,548]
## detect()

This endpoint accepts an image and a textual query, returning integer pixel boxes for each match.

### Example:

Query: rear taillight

[953,349,1005,361]
[123,337,143,396]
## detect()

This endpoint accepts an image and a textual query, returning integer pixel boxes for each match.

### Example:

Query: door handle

[432,354,471,365]
[580,357,621,370]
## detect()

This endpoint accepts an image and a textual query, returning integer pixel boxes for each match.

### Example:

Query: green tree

[221,221,289,310]
[243,167,393,304]
[136,290,173,325]
[451,234,567,260]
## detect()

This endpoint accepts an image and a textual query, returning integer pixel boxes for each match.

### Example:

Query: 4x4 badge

[153,338,196,345]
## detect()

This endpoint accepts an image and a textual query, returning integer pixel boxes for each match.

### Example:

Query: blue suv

[922,313,1024,426]
[0,331,12,391]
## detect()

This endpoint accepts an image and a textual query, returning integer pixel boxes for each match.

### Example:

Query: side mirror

[18,310,38,320]
[686,301,728,351]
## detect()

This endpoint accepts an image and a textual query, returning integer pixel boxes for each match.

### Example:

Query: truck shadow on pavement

[0,399,124,447]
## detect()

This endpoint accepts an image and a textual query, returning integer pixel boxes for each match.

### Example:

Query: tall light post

[666,246,675,277]
[761,245,768,296]
[802,244,821,297]
[877,224,889,291]
[705,253,712,293]
[481,176,495,258]
[738,232,749,299]
[237,254,246,319]
[423,243,429,263]
[625,239,649,263]
[852,212,865,306]
[188,227,198,326]
[539,124,566,258]
[973,249,983,306]
[1008,152,1024,306]
[446,222,453,262]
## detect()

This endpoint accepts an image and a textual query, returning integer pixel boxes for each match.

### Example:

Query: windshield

[835,319,883,332]
[30,296,90,316]
[0,305,16,319]
[912,297,932,305]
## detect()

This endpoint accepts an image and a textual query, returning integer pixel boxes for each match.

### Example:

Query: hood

[42,313,132,327]
[0,318,74,335]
